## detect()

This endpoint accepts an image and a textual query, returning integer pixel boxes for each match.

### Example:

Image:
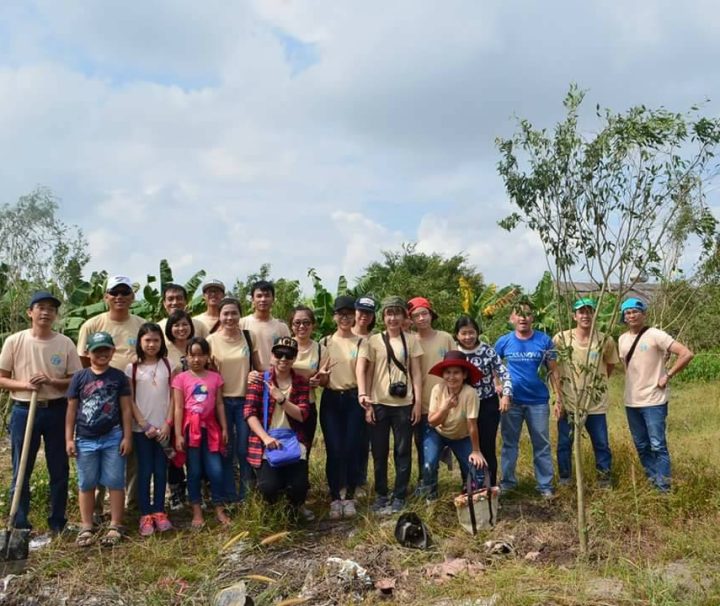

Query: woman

[207,297,258,503]
[288,306,330,458]
[351,295,376,493]
[454,315,511,487]
[422,350,486,499]
[319,296,365,519]
[244,337,312,518]
[165,310,195,372]
[357,296,423,514]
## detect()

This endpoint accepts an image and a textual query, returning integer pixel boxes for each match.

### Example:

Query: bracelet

[359,393,367,397]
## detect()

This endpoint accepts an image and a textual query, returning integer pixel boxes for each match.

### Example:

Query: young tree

[496,85,720,553]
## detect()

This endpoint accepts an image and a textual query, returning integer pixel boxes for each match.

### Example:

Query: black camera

[389,382,408,398]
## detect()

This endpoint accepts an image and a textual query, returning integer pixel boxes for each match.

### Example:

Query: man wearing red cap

[408,296,456,486]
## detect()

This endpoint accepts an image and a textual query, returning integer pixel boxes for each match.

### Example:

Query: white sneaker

[299,505,315,522]
[329,500,343,520]
[341,499,356,518]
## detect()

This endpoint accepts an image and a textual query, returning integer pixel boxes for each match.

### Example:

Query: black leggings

[477,394,501,486]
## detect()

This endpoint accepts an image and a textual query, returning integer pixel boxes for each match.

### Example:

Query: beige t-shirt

[207,331,256,397]
[240,315,291,370]
[429,383,479,440]
[322,333,362,391]
[0,330,82,401]
[358,331,423,407]
[267,386,307,460]
[618,327,675,407]
[166,340,187,373]
[193,312,220,334]
[158,317,208,340]
[124,360,172,431]
[553,329,620,414]
[77,312,146,370]
[417,330,456,414]
[293,341,328,404]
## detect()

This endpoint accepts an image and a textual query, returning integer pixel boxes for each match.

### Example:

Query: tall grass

[2,378,719,605]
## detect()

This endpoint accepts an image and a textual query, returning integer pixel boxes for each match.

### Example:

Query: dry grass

[2,378,720,605]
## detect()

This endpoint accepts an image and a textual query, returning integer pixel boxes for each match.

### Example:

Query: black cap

[355,295,377,313]
[334,295,356,312]
[28,290,61,309]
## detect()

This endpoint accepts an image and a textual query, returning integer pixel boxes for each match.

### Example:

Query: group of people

[0,275,693,547]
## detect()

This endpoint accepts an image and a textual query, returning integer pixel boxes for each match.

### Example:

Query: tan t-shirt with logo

[553,329,620,414]
[358,331,423,407]
[0,330,82,401]
[417,330,456,414]
[76,312,146,370]
[323,333,362,391]
[207,331,257,397]
[429,383,479,440]
[618,327,675,407]
[158,317,208,340]
[293,341,328,404]
[240,315,291,370]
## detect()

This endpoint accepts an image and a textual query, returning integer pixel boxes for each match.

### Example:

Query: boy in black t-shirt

[66,332,132,546]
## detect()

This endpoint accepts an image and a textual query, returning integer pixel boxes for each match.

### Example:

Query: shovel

[0,391,38,562]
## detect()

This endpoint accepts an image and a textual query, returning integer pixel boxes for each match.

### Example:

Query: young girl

[125,323,174,536]
[422,351,487,499]
[172,337,230,528]
[454,316,512,486]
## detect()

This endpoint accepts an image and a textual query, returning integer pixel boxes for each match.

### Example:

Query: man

[241,280,290,370]
[157,283,208,338]
[77,276,145,370]
[193,278,226,335]
[618,297,693,492]
[76,275,145,511]
[494,301,561,498]
[0,290,82,533]
[553,298,619,488]
[407,296,455,486]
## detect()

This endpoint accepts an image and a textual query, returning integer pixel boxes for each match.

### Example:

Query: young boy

[66,332,133,547]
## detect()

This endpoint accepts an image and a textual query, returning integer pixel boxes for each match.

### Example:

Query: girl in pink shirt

[172,337,230,528]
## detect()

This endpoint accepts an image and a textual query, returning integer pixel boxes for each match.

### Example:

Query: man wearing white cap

[193,278,226,334]
[76,275,145,512]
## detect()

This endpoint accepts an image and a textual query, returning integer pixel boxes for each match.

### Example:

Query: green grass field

[2,377,719,605]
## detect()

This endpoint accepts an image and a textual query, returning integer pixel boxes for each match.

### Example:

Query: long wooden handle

[8,392,39,526]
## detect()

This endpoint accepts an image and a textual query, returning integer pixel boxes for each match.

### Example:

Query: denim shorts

[75,426,126,491]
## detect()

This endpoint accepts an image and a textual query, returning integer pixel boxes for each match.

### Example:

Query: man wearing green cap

[553,298,620,488]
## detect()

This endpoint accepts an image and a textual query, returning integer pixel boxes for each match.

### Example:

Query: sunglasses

[108,288,133,297]
[274,349,297,360]
[292,319,313,327]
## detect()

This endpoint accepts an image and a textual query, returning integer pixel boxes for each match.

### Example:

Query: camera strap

[382,331,408,377]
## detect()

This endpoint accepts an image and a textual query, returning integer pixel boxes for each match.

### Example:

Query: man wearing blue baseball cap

[553,298,619,488]
[618,297,693,492]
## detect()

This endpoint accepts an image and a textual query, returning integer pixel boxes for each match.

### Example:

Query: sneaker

[139,515,155,537]
[329,500,343,520]
[355,486,367,499]
[152,512,173,532]
[371,496,391,515]
[539,490,556,500]
[341,499,357,518]
[299,505,316,522]
[390,498,405,513]
[558,477,572,486]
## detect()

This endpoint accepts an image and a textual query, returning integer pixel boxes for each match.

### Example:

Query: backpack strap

[625,326,650,366]
[243,329,254,372]
[262,370,271,431]
[131,362,138,401]
[162,357,172,386]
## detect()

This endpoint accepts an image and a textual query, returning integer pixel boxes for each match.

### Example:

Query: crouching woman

[422,351,486,499]
[244,337,311,515]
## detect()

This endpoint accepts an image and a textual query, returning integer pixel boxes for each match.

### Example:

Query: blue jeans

[422,426,482,497]
[221,397,250,502]
[9,400,69,531]
[133,432,168,515]
[76,427,126,491]
[186,429,225,505]
[625,404,671,491]
[557,414,612,479]
[500,402,554,493]
[319,388,365,500]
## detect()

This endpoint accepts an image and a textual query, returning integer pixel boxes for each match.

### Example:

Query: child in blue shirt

[66,332,132,547]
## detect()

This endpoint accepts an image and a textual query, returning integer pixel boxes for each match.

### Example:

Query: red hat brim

[428,358,482,385]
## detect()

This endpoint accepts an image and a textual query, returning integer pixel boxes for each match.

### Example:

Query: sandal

[100,525,124,547]
[75,528,96,548]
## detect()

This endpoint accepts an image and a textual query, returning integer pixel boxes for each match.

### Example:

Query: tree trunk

[574,415,588,554]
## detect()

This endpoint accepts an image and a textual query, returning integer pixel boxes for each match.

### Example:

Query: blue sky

[0,0,718,294]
